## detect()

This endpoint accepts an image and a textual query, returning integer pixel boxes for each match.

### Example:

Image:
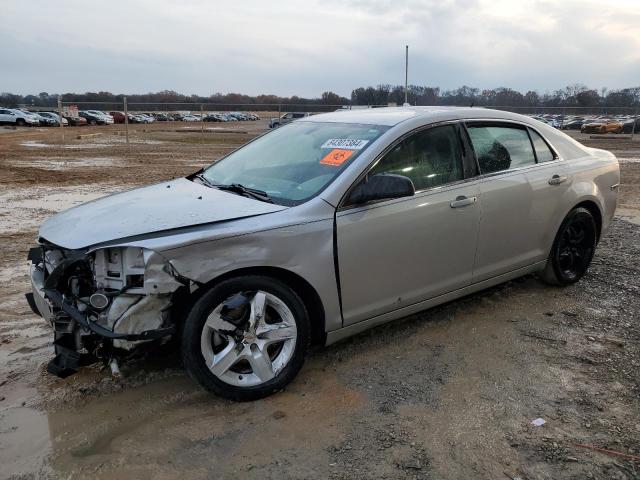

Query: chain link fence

[13,98,640,144]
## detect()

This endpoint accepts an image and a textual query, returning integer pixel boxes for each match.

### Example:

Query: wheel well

[574,200,602,241]
[184,266,326,346]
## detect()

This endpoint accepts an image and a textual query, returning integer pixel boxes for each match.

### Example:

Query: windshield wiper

[194,173,217,189]
[194,174,272,203]
[215,183,273,203]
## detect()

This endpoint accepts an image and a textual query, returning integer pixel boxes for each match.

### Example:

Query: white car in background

[86,110,115,124]
[182,114,201,122]
[137,113,156,123]
[0,108,40,126]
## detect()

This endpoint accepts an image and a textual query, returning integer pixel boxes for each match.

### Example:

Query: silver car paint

[336,179,481,325]
[32,107,619,346]
[39,178,287,249]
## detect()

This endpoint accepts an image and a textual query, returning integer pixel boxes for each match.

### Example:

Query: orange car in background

[581,119,623,134]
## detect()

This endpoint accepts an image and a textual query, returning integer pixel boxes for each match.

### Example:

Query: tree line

[1,84,639,112]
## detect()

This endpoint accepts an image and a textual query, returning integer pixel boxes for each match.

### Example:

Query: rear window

[529,129,556,163]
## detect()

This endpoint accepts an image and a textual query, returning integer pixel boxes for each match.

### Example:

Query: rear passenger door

[521,127,570,261]
[465,122,569,282]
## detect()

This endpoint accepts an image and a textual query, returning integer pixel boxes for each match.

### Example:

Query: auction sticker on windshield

[320,149,354,166]
[321,139,369,150]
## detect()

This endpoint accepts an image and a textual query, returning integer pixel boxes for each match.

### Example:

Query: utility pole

[404,45,409,106]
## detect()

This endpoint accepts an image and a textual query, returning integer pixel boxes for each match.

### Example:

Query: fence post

[57,96,64,145]
[632,108,638,141]
[123,96,129,145]
[200,103,204,140]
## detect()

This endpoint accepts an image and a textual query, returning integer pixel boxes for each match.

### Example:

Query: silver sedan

[27,107,619,400]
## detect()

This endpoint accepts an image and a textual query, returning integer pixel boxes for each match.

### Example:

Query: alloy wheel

[200,291,297,387]
[555,216,595,281]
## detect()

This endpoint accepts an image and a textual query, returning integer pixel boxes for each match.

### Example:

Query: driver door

[336,123,481,325]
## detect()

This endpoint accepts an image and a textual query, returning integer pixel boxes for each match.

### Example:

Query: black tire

[16,118,26,127]
[90,119,97,126]
[540,207,597,286]
[181,275,310,401]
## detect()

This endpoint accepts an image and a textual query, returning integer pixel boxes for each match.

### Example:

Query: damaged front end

[26,240,190,378]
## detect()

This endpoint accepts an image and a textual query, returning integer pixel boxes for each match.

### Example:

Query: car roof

[299,106,535,127]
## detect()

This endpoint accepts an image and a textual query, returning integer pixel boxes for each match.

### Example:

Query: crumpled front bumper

[26,245,180,377]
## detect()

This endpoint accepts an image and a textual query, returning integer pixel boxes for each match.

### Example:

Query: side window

[369,125,464,191]
[529,129,556,163]
[467,125,536,174]
[283,113,292,119]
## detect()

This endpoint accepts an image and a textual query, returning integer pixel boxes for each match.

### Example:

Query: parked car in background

[269,112,309,128]
[26,107,620,400]
[203,113,226,122]
[561,118,585,130]
[139,113,156,123]
[547,118,562,129]
[581,119,623,134]
[0,108,40,126]
[622,118,640,134]
[36,112,68,126]
[182,114,201,122]
[79,110,114,125]
[109,111,127,124]
[64,115,88,126]
[126,113,148,124]
[28,112,57,126]
[152,113,170,121]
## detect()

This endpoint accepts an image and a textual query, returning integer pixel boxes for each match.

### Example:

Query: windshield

[200,121,389,205]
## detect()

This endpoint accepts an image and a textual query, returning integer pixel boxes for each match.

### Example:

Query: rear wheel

[541,207,597,286]
[181,275,310,401]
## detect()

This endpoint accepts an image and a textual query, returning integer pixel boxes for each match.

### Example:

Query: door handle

[548,174,568,185]
[450,195,477,208]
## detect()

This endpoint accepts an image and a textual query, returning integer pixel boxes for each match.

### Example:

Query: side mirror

[348,173,415,205]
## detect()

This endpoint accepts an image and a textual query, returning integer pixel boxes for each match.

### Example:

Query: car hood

[39,178,288,250]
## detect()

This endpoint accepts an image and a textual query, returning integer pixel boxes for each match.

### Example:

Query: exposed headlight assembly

[94,247,150,291]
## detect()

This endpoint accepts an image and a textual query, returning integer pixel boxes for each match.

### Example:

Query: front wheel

[181,276,310,401]
[541,207,597,286]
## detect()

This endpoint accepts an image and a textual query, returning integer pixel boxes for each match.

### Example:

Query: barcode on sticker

[321,139,369,150]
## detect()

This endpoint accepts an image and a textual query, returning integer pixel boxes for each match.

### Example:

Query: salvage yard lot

[0,121,639,479]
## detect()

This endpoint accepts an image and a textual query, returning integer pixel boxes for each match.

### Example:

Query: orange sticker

[320,149,354,166]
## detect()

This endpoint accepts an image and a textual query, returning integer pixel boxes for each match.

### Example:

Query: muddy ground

[0,121,639,480]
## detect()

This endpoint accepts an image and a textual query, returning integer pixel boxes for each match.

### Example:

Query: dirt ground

[0,120,639,480]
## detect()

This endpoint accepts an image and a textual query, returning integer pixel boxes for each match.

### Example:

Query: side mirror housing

[348,173,415,205]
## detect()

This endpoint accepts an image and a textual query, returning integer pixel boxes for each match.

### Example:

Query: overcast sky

[2,0,639,97]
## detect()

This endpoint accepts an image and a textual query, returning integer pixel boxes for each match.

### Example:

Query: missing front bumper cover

[44,289,175,342]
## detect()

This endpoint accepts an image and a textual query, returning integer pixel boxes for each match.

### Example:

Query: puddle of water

[0,407,52,478]
[20,140,51,148]
[0,185,119,234]
[10,157,124,170]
